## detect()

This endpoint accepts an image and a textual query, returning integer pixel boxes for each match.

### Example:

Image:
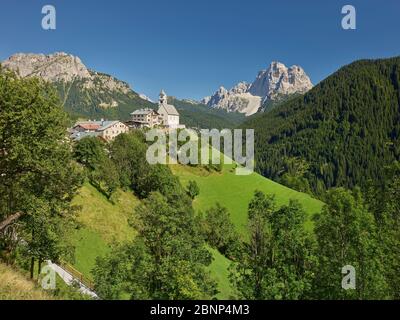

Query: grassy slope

[171,164,324,235]
[172,163,324,299]
[70,165,323,300]
[0,263,53,300]
[207,248,235,299]
[70,181,236,299]
[70,182,139,279]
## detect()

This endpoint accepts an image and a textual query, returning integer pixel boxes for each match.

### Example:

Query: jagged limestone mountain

[1,52,154,120]
[202,83,262,116]
[202,61,313,116]
[249,61,312,100]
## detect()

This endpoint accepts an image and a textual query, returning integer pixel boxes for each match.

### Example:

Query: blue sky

[1,0,400,101]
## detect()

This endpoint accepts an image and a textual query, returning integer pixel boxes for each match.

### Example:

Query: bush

[187,180,200,199]
[202,203,241,258]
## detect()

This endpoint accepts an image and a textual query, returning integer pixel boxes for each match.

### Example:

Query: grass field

[207,248,235,299]
[70,227,109,279]
[69,166,323,300]
[171,163,324,299]
[70,181,237,299]
[72,182,138,243]
[70,182,139,280]
[0,263,53,300]
[171,164,324,235]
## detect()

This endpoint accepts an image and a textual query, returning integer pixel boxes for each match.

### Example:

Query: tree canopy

[0,67,82,276]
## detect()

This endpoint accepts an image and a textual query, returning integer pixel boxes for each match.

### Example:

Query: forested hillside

[168,97,246,129]
[2,65,400,300]
[56,87,246,128]
[243,57,400,194]
[54,77,155,121]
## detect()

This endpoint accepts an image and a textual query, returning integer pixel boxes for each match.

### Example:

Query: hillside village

[3,0,400,305]
[70,90,185,142]
[3,53,400,302]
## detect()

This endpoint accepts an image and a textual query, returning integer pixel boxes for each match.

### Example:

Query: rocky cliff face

[1,52,154,120]
[202,61,313,116]
[2,52,91,82]
[202,83,261,116]
[2,52,131,94]
[249,61,313,100]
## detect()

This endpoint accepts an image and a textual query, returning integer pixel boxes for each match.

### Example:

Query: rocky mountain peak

[230,82,251,95]
[218,86,228,95]
[269,61,287,72]
[249,61,313,100]
[2,52,92,82]
[203,61,313,116]
[1,52,155,118]
[1,52,133,96]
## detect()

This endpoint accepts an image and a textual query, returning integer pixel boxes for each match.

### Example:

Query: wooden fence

[59,260,95,291]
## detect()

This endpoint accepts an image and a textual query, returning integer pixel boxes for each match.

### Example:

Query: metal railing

[59,260,95,291]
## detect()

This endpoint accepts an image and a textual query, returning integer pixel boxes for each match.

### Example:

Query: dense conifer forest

[243,57,400,195]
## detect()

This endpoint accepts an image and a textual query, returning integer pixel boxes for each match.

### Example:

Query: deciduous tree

[0,68,82,276]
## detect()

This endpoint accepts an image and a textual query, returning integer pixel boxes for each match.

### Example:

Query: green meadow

[70,182,139,280]
[171,164,324,235]
[173,163,324,299]
[70,165,323,299]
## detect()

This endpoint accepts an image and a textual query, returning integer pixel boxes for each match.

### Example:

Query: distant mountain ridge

[1,52,154,120]
[1,52,247,128]
[202,61,313,116]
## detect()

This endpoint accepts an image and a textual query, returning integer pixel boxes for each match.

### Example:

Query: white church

[157,90,185,129]
[130,90,185,129]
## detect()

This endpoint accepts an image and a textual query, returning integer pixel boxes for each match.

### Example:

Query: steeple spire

[159,90,167,106]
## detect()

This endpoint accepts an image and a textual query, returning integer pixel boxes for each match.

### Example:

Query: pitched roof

[158,104,179,116]
[70,131,101,141]
[98,121,120,131]
[131,108,158,116]
[73,121,121,132]
[75,123,101,130]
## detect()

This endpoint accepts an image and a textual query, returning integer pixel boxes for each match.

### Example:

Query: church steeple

[157,89,183,129]
[159,90,167,106]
